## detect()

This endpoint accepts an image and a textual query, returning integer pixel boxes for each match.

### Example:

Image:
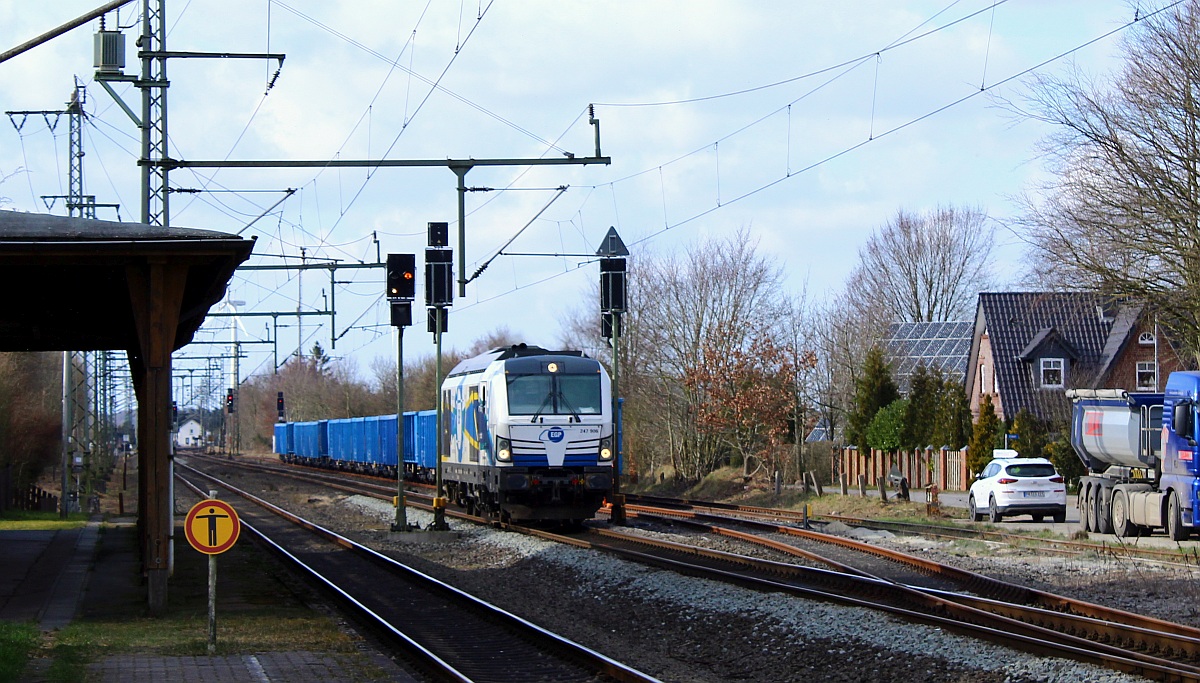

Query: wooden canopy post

[127,259,187,615]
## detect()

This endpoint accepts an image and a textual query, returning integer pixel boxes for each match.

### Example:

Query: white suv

[968,455,1067,523]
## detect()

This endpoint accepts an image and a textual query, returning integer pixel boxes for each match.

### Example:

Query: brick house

[965,292,1187,424]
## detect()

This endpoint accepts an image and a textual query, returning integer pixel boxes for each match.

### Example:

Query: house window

[1137,361,1157,390]
[1138,331,1155,346]
[1040,358,1064,388]
[979,364,987,396]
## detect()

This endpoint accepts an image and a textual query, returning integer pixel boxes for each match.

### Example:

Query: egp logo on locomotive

[541,427,565,443]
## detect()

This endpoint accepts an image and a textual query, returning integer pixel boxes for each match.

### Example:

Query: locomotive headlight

[496,437,512,462]
[599,436,613,461]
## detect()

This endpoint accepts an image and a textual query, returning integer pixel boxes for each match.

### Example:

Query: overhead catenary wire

[450,0,1181,317]
[7,2,1171,379]
[593,0,1008,108]
[465,186,569,285]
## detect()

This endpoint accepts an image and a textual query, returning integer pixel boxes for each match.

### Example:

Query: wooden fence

[837,446,971,492]
[0,465,58,513]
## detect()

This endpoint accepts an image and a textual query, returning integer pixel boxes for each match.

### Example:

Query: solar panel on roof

[884,320,973,392]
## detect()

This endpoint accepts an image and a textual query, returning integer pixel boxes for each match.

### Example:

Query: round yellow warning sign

[184,499,240,554]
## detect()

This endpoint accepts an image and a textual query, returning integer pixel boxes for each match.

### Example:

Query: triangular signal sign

[595,226,630,256]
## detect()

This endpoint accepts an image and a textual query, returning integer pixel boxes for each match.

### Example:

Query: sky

[0,1,1157,407]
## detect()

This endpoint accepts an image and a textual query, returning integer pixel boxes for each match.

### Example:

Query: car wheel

[968,495,983,522]
[1168,491,1191,541]
[1053,507,1066,524]
[988,495,1002,524]
[1111,490,1131,538]
[1031,514,1044,523]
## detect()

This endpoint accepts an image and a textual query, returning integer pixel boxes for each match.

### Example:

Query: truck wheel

[1168,492,1191,541]
[1080,486,1094,532]
[1111,490,1132,538]
[988,496,1003,524]
[968,495,984,522]
[1094,487,1113,535]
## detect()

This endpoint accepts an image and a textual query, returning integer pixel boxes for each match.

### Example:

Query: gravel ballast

[198,461,1176,683]
[335,494,1151,683]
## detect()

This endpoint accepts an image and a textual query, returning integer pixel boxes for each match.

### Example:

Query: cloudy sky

[0,1,1155,401]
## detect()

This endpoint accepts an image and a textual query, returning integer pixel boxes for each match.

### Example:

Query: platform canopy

[0,209,253,615]
[0,210,253,352]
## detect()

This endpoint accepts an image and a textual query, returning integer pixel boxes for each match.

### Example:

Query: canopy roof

[0,211,253,352]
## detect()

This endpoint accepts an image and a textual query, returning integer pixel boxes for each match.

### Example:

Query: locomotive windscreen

[506,373,602,415]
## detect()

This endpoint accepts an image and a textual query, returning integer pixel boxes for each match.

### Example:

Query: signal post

[386,252,416,532]
[597,227,629,525]
[426,222,453,531]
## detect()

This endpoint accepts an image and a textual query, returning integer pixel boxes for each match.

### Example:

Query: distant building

[965,292,1188,423]
[175,419,203,448]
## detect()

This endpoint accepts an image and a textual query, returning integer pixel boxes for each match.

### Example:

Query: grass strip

[0,622,39,683]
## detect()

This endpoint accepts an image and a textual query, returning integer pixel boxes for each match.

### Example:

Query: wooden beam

[126,259,187,615]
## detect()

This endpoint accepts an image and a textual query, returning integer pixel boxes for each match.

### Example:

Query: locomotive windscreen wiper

[529,392,554,422]
[557,391,581,423]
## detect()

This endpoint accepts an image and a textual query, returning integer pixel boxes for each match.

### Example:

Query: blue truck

[1068,371,1200,539]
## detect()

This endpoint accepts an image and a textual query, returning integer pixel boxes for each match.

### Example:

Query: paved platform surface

[0,520,416,682]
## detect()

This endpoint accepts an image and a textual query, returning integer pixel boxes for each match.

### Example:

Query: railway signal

[599,258,626,314]
[386,253,416,300]
[225,389,235,414]
[596,227,629,525]
[385,251,415,532]
[425,248,453,309]
[276,392,285,422]
[427,222,451,531]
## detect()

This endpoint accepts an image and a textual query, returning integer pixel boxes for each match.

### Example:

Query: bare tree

[558,259,662,482]
[559,228,791,483]
[846,205,995,323]
[807,291,884,465]
[1011,1,1200,363]
[0,167,20,208]
[0,353,62,487]
[638,228,790,481]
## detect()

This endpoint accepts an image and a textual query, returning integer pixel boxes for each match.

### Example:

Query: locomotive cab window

[506,372,601,416]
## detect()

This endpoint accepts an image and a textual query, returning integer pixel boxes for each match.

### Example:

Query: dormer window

[1040,358,1064,388]
[1138,331,1155,346]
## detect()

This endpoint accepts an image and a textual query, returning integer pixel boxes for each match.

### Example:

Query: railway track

[608,504,1200,653]
[175,461,659,683]
[517,523,1200,681]
[187,454,1200,680]
[624,492,1200,566]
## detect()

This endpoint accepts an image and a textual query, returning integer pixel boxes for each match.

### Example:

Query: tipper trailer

[1068,371,1200,539]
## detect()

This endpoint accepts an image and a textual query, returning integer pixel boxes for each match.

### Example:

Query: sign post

[184,493,240,653]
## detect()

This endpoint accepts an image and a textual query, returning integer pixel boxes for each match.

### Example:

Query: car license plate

[1023,491,1045,498]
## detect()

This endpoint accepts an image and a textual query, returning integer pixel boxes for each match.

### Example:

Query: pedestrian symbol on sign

[184,499,240,555]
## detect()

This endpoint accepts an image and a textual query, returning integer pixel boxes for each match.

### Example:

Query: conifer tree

[968,394,1001,475]
[1009,409,1048,458]
[932,377,972,450]
[901,363,938,451]
[846,345,900,448]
